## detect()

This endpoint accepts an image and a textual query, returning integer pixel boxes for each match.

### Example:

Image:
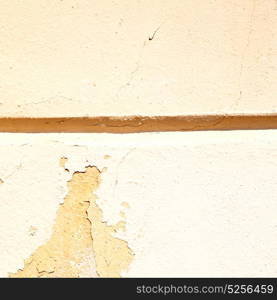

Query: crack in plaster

[10,160,133,278]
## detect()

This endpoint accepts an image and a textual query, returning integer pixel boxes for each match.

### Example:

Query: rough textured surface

[2,0,277,280]
[10,162,133,278]
[10,165,98,277]
[88,175,134,277]
[1,131,277,277]
[0,0,277,117]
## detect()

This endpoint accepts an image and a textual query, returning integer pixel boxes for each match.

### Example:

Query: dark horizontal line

[0,115,277,133]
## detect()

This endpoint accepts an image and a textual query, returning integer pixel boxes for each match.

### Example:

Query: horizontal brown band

[0,115,277,133]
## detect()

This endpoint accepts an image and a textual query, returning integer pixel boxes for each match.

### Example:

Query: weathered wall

[0,0,277,117]
[1,0,277,278]
[1,131,277,277]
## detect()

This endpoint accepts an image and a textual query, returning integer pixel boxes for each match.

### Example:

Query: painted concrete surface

[0,0,277,117]
[1,131,277,277]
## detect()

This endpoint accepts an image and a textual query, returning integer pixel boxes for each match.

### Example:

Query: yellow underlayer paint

[59,157,68,168]
[88,197,133,277]
[10,162,133,278]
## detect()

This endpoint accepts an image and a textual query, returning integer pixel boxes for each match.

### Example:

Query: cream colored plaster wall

[0,0,277,117]
[1,131,277,277]
[1,0,276,278]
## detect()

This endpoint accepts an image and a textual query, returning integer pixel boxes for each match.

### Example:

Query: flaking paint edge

[10,159,134,278]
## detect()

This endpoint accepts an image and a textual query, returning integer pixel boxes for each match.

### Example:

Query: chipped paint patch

[10,162,133,278]
[88,193,134,277]
[59,157,69,172]
[10,166,98,278]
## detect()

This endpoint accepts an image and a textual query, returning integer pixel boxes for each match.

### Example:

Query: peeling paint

[10,162,133,278]
[121,202,130,209]
[88,181,134,277]
[2,132,277,277]
[59,157,69,172]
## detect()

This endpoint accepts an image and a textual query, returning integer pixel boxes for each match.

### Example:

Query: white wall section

[1,131,277,277]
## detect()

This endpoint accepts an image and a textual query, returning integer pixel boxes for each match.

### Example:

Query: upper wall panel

[0,0,276,117]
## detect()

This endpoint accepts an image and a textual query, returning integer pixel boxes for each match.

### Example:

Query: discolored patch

[10,163,133,278]
[59,157,69,172]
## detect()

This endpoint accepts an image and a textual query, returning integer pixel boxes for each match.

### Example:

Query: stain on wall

[88,182,133,277]
[10,160,133,278]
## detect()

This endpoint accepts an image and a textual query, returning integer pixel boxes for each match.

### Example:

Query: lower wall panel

[1,131,277,277]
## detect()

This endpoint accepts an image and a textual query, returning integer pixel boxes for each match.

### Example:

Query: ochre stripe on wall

[1,115,277,133]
